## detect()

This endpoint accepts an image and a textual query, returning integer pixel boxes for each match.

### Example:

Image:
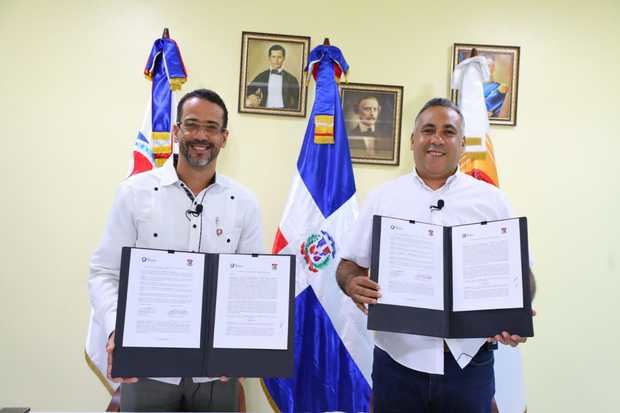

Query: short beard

[180,141,218,168]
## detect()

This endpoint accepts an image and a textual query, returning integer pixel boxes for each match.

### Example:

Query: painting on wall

[340,82,403,165]
[451,43,520,126]
[238,31,310,117]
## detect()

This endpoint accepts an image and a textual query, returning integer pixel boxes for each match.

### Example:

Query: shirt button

[153,233,158,237]
[193,224,197,228]
[226,238,231,243]
[230,195,235,200]
[153,187,158,191]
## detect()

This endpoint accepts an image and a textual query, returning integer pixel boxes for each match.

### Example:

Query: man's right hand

[245,89,263,107]
[345,275,381,315]
[107,331,138,384]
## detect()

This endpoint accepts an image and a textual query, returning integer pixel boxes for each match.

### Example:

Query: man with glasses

[89,88,263,411]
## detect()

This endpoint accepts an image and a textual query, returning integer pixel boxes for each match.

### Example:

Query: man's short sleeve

[340,190,380,269]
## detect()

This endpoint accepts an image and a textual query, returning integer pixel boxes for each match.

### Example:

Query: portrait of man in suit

[341,85,403,165]
[245,44,300,110]
[348,95,391,138]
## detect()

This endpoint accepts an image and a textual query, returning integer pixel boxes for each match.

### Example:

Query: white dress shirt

[341,170,514,374]
[266,69,284,108]
[89,156,263,384]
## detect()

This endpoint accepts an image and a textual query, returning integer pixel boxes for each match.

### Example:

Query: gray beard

[180,142,217,168]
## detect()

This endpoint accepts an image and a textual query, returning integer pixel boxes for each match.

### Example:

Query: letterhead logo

[501,227,507,234]
[141,256,156,263]
[186,258,193,267]
[300,230,336,273]
[272,263,278,270]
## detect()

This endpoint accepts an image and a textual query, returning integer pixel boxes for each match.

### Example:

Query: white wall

[1,0,619,411]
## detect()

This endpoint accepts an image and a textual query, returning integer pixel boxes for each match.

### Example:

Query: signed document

[376,217,444,310]
[112,247,295,378]
[122,249,204,348]
[452,219,523,312]
[213,254,290,350]
[368,216,533,339]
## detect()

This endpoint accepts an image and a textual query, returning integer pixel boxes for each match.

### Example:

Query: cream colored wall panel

[1,0,618,411]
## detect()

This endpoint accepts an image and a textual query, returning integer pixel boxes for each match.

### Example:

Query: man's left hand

[488,308,536,347]
[489,331,526,347]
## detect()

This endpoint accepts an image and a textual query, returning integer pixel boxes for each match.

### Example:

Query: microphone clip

[185,204,203,220]
[430,199,445,211]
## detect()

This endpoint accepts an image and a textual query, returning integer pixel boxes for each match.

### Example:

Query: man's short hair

[354,95,380,113]
[268,44,286,58]
[414,97,464,130]
[176,88,228,129]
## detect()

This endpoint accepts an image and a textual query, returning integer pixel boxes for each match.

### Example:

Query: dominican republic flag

[452,54,526,413]
[85,31,187,395]
[130,32,187,175]
[263,44,373,412]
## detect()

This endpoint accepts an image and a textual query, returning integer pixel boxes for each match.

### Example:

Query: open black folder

[112,247,295,378]
[368,216,534,339]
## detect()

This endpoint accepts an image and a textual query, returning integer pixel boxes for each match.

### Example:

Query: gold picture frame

[339,82,403,166]
[238,31,310,117]
[451,43,520,126]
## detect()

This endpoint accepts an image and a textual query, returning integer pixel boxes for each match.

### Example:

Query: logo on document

[300,230,336,273]
[501,227,507,234]
[186,258,193,267]
[272,263,278,270]
[428,229,434,237]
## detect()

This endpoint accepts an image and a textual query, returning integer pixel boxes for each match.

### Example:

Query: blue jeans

[372,346,495,413]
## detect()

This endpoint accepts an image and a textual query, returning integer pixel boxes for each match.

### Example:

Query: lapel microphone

[186,204,203,218]
[430,199,445,211]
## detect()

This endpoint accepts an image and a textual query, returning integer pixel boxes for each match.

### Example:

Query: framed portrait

[450,43,520,126]
[238,31,310,117]
[340,83,403,166]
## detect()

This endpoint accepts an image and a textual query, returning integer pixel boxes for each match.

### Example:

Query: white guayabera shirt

[341,170,516,375]
[89,156,263,384]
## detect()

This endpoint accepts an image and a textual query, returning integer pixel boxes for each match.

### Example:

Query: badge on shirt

[215,217,223,236]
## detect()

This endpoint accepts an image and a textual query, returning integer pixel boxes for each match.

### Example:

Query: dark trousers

[120,378,239,412]
[372,346,495,413]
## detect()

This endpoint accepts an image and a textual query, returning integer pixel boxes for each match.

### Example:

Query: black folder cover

[367,216,534,339]
[112,247,295,378]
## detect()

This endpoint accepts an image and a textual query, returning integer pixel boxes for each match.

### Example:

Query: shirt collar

[412,168,461,192]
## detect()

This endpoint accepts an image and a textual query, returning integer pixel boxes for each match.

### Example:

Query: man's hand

[336,259,381,315]
[107,331,138,384]
[345,276,381,315]
[245,89,263,107]
[488,331,526,347]
[487,308,536,347]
